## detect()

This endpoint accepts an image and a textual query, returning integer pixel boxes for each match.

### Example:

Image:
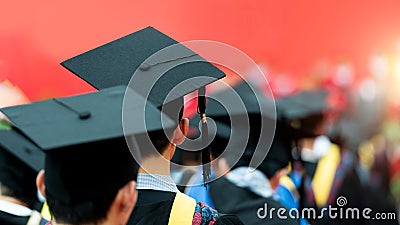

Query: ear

[36,170,46,198]
[120,181,137,210]
[109,181,137,225]
[213,157,230,176]
[171,118,189,145]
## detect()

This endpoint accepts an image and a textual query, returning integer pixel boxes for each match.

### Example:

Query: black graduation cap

[189,81,276,137]
[0,128,44,207]
[185,82,279,175]
[202,117,291,179]
[0,86,176,206]
[60,26,225,108]
[276,90,328,138]
[0,128,44,172]
[60,26,226,183]
[276,90,328,120]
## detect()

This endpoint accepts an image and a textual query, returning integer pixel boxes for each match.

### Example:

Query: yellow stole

[168,192,197,225]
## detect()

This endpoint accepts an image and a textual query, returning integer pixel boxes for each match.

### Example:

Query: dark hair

[46,190,118,225]
[44,138,139,225]
[210,115,261,164]
[0,182,37,209]
[142,98,184,158]
[211,115,292,179]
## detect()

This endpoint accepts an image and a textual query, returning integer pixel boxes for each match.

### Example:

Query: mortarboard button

[24,148,32,154]
[79,111,91,119]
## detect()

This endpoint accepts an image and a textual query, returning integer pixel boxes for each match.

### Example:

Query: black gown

[0,211,29,225]
[0,210,47,225]
[127,190,244,225]
[209,177,299,225]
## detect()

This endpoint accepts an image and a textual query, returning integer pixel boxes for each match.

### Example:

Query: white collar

[137,173,179,193]
[0,199,32,217]
[226,167,274,198]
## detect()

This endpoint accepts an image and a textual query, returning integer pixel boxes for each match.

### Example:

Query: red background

[1,0,400,101]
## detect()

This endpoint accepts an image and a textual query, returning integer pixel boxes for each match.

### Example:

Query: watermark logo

[336,196,347,207]
[257,196,397,221]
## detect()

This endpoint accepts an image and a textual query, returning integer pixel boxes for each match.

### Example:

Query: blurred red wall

[1,0,400,100]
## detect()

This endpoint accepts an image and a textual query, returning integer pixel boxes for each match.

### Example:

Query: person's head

[36,138,139,225]
[142,97,189,161]
[202,81,279,180]
[210,119,292,189]
[288,113,325,139]
[276,90,329,141]
[256,127,292,189]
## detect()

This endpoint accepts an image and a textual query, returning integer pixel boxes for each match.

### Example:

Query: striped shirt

[136,173,179,193]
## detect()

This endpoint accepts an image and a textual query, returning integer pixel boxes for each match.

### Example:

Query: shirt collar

[137,173,179,193]
[226,167,274,198]
[0,199,32,217]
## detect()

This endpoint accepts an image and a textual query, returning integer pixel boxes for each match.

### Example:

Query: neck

[0,195,29,208]
[139,155,171,175]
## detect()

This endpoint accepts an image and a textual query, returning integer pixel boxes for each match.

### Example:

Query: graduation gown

[0,210,47,225]
[209,177,299,225]
[0,211,29,225]
[127,190,244,225]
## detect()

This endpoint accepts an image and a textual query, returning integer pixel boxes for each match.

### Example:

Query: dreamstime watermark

[257,196,397,221]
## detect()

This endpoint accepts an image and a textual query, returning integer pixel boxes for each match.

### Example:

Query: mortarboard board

[60,26,225,108]
[1,86,175,150]
[1,86,176,206]
[60,26,226,183]
[203,81,276,119]
[0,128,44,207]
[276,90,328,120]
